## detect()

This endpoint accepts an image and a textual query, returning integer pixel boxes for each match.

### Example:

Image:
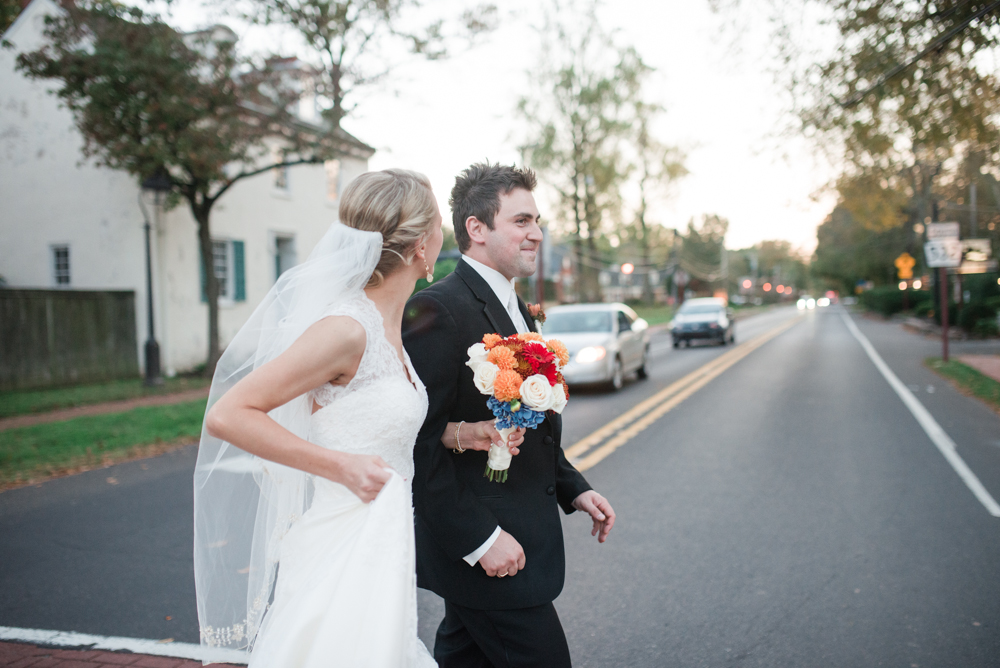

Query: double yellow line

[567,315,803,472]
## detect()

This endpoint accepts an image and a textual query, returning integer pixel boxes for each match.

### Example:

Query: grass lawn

[631,304,676,326]
[0,398,207,487]
[0,376,210,419]
[926,358,1000,414]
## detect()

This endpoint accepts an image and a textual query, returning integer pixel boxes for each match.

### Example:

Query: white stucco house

[0,0,374,376]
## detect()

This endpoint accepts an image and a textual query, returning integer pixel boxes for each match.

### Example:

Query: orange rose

[517,332,544,343]
[487,345,516,370]
[493,369,523,402]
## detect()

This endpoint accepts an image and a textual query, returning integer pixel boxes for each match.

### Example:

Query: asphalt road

[3,305,1000,667]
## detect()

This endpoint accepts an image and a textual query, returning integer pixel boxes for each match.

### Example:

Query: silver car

[542,303,650,391]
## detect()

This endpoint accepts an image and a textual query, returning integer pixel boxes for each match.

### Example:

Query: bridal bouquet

[466,332,571,482]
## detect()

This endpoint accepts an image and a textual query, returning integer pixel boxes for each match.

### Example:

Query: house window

[52,245,70,286]
[325,160,340,202]
[274,235,297,281]
[201,239,245,303]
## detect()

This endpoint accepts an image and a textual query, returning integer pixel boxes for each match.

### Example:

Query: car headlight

[797,299,806,310]
[575,346,607,364]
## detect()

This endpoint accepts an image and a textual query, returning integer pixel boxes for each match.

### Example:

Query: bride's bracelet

[454,421,466,454]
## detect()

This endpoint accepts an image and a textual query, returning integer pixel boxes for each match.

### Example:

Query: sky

[163,0,838,255]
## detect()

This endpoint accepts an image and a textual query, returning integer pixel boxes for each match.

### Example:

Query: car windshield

[678,304,723,316]
[543,311,613,334]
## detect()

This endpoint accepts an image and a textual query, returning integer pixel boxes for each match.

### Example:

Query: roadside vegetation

[0,399,206,488]
[927,358,1000,415]
[0,376,209,420]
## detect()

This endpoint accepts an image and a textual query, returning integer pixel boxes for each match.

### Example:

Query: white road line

[0,626,247,664]
[842,312,1000,517]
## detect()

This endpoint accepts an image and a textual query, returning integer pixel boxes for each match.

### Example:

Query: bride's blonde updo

[339,169,437,288]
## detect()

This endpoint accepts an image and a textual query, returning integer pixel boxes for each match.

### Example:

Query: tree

[245,0,498,130]
[628,100,687,303]
[518,0,648,302]
[16,2,358,373]
[1,0,24,34]
[718,1,1000,235]
[678,214,729,296]
[812,204,909,293]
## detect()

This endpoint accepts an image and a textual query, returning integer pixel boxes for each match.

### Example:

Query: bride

[193,169,523,667]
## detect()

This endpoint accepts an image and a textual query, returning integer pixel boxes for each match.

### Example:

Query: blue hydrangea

[487,396,547,430]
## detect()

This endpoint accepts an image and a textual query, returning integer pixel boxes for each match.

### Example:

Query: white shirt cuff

[463,525,501,566]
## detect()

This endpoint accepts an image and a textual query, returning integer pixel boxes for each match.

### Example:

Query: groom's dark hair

[450,162,537,252]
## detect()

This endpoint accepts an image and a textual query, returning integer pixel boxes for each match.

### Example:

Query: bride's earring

[421,246,434,282]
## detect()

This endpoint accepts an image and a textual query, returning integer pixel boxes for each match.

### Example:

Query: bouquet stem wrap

[485,423,518,483]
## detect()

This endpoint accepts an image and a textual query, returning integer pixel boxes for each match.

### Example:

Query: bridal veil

[193,222,382,654]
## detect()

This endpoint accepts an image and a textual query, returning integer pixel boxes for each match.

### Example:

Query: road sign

[894,252,915,279]
[956,239,998,274]
[924,239,962,268]
[926,222,960,240]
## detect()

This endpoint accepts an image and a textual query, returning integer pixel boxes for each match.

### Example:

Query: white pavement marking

[0,626,247,664]
[842,312,1000,517]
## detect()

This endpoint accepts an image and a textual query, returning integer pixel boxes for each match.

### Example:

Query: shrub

[958,301,998,333]
[858,286,929,316]
[973,318,999,338]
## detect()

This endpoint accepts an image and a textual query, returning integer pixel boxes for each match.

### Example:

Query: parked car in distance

[541,303,650,391]
[669,298,735,347]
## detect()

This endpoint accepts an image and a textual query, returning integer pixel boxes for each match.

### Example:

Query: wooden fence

[0,289,138,391]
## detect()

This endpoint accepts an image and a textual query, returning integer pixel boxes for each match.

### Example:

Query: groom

[402,162,615,667]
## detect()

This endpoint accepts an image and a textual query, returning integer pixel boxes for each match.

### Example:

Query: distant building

[0,0,374,375]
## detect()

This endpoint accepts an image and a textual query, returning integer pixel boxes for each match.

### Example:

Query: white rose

[520,374,555,411]
[549,382,567,414]
[473,362,499,395]
[466,343,489,371]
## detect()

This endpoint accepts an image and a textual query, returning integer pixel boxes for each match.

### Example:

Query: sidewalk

[959,354,1000,383]
[0,641,240,667]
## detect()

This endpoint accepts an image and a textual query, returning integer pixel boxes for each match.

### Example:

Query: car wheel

[672,340,680,349]
[719,333,727,346]
[608,357,624,391]
[730,330,736,344]
[637,348,649,379]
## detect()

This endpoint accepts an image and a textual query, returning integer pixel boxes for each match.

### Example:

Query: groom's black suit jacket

[402,259,592,611]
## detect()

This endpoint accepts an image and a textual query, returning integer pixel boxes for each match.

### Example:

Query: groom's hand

[478,530,525,577]
[572,491,616,543]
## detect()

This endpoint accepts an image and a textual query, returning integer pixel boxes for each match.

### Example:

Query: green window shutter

[199,252,207,303]
[233,240,246,302]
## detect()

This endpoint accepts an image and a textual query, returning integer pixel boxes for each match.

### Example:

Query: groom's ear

[465,216,489,246]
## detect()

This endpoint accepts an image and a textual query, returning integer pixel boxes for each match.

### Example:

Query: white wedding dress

[247,293,437,668]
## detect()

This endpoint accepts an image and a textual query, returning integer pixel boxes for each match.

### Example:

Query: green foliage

[0,399,206,485]
[857,286,929,317]
[0,377,209,419]
[973,318,999,338]
[1,0,22,34]
[812,205,911,294]
[518,0,655,302]
[678,214,728,292]
[958,301,998,333]
[246,0,497,128]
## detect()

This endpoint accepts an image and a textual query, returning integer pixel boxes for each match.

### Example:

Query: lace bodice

[308,293,427,480]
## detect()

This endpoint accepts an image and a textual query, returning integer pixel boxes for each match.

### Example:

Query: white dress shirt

[459,255,528,565]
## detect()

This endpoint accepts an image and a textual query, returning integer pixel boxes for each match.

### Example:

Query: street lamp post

[139,172,172,386]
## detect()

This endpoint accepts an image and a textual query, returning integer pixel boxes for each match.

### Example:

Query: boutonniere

[527,302,546,326]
